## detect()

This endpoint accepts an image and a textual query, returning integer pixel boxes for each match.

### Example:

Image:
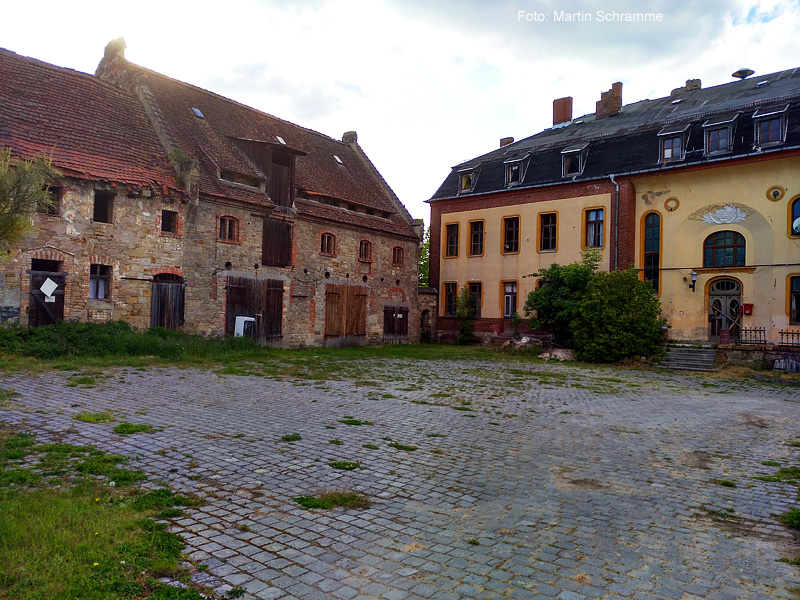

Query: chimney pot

[500,137,514,147]
[595,82,623,119]
[553,97,573,125]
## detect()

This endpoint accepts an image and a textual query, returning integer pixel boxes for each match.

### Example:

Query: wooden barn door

[324,284,367,347]
[383,305,409,344]
[151,274,185,330]
[225,276,283,345]
[29,271,66,327]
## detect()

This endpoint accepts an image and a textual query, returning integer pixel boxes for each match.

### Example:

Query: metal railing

[779,330,800,347]
[737,327,767,346]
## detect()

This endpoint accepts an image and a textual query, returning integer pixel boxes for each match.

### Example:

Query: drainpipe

[609,174,620,271]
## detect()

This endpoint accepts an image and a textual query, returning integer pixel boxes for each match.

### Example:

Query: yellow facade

[439,193,611,319]
[634,156,800,342]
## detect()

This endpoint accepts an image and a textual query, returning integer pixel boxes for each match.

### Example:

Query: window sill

[217,238,242,245]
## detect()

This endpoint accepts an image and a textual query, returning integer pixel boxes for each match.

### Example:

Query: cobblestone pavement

[3,359,800,600]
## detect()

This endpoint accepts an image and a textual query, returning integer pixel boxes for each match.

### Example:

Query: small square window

[161,210,178,234]
[563,154,581,175]
[89,264,111,300]
[39,186,61,215]
[93,192,114,223]
[706,128,729,153]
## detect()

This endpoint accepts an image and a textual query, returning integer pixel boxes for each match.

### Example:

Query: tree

[418,226,430,287]
[0,149,60,255]
[455,286,475,345]
[523,250,600,346]
[571,267,666,363]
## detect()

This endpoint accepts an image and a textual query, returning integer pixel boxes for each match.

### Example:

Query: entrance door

[708,278,741,341]
[151,274,185,330]
[324,284,367,347]
[225,276,283,345]
[383,305,409,344]
[29,266,65,327]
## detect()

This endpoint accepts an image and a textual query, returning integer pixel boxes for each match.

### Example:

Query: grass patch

[754,466,800,483]
[426,433,446,438]
[362,444,379,450]
[712,479,737,488]
[75,411,115,424]
[388,442,417,452]
[328,461,362,470]
[67,374,99,388]
[0,428,207,599]
[292,489,372,510]
[113,423,159,435]
[761,460,781,467]
[339,418,373,426]
[0,386,18,405]
[329,439,343,445]
[780,508,800,528]
[280,433,301,442]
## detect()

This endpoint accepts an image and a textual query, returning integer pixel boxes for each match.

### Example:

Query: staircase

[658,346,718,372]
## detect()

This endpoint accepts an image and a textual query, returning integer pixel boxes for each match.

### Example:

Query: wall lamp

[689,270,698,292]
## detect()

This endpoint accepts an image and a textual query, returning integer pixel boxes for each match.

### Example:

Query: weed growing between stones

[75,411,115,423]
[292,490,372,510]
[280,433,302,442]
[113,423,160,435]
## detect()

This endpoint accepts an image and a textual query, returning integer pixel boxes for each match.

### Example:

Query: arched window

[703,231,745,267]
[320,233,336,255]
[643,213,660,293]
[791,197,800,236]
[392,246,404,267]
[359,240,372,261]
[218,216,239,242]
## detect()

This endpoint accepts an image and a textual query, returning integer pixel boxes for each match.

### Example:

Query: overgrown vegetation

[292,490,371,510]
[455,286,476,345]
[0,427,205,599]
[113,422,159,436]
[524,251,665,362]
[0,148,61,255]
[418,226,430,287]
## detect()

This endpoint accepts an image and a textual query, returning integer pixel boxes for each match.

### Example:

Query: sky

[3,0,800,226]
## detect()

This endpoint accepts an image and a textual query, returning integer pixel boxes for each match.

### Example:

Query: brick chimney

[595,82,622,119]
[553,97,573,125]
[500,137,514,147]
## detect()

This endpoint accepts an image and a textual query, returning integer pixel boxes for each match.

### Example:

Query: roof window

[561,143,589,177]
[458,168,476,193]
[276,136,286,145]
[702,113,738,156]
[753,104,789,148]
[334,155,343,165]
[657,123,690,163]
[191,107,204,118]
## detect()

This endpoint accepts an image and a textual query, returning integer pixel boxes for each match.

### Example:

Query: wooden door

[151,275,185,330]
[29,271,65,327]
[325,284,367,347]
[383,305,409,344]
[225,276,283,345]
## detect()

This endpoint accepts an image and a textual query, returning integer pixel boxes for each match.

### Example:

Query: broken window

[89,264,111,300]
[468,282,482,318]
[161,210,178,234]
[445,223,459,257]
[93,191,114,223]
[392,246,404,267]
[320,233,336,255]
[539,213,557,252]
[459,171,473,192]
[39,185,61,215]
[503,216,519,253]
[469,220,484,256]
[359,240,372,262]
[219,216,239,242]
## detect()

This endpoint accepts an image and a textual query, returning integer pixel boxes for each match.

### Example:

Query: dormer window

[458,169,475,193]
[506,163,521,185]
[658,124,689,163]
[561,143,588,177]
[703,113,738,155]
[753,104,788,148]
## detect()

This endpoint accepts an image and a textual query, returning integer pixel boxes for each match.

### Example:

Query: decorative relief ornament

[701,205,747,224]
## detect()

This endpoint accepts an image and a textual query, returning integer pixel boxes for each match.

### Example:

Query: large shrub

[571,267,666,362]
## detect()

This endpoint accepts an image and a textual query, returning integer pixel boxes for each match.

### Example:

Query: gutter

[609,174,619,271]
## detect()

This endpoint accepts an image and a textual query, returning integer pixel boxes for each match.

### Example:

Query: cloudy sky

[3,0,799,225]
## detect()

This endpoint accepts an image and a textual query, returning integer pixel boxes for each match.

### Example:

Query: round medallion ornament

[664,197,680,212]
[767,185,785,201]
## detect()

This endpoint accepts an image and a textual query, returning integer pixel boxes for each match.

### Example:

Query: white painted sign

[40,277,58,297]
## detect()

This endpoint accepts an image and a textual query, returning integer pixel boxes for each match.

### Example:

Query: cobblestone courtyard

[3,358,800,600]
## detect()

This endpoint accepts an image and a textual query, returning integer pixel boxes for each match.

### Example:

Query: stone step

[659,346,718,372]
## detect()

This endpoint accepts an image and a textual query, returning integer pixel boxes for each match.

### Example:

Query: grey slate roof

[430,67,800,201]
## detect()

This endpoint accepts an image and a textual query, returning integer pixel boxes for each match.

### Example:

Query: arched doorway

[151,273,185,330]
[708,278,741,342]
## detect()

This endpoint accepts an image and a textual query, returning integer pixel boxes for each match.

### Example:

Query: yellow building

[429,71,800,345]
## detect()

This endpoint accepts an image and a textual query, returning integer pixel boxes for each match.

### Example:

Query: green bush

[455,287,476,345]
[571,267,665,363]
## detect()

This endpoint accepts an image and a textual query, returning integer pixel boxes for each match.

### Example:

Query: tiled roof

[0,49,177,190]
[431,67,800,200]
[296,199,417,237]
[97,52,415,237]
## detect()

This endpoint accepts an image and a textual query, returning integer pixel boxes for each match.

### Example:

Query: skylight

[191,107,204,118]
[671,99,682,104]
[276,136,286,145]
[757,80,769,87]
[333,155,343,164]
